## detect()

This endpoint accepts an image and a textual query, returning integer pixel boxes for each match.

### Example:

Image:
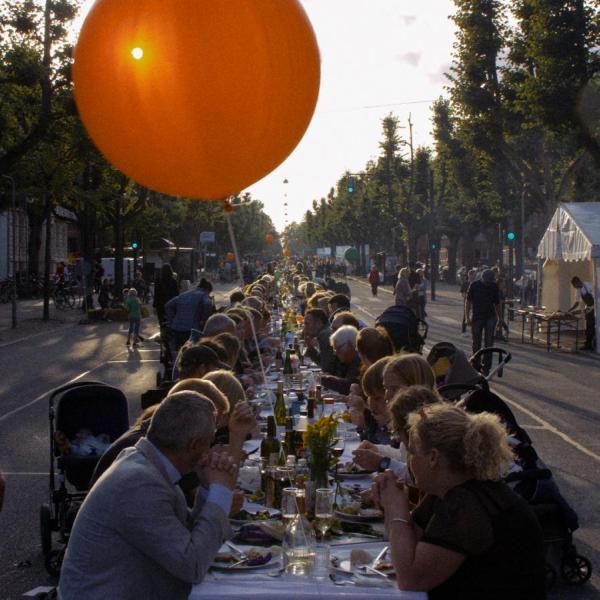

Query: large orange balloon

[73,0,320,199]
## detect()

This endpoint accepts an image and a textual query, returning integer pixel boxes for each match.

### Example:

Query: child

[125,288,142,346]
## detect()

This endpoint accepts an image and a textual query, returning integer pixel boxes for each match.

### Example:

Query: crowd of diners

[57,262,547,599]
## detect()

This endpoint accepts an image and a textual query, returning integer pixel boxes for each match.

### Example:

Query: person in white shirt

[568,276,595,351]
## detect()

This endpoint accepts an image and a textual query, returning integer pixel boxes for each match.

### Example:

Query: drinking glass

[281,487,300,525]
[314,488,334,541]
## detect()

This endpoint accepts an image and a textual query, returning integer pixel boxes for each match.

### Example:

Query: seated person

[327,293,351,321]
[320,325,361,395]
[59,392,238,600]
[203,313,237,337]
[348,357,392,445]
[353,354,435,478]
[211,332,242,370]
[178,344,229,380]
[303,308,336,374]
[373,403,546,599]
[356,326,394,367]
[330,310,360,332]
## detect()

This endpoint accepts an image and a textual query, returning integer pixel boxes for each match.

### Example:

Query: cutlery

[359,564,392,578]
[370,545,388,569]
[225,541,247,560]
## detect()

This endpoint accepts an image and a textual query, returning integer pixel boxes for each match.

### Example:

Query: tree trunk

[42,192,52,320]
[28,215,43,277]
[114,195,124,300]
[447,236,459,285]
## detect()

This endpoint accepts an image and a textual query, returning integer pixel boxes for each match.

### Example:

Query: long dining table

[189,402,428,600]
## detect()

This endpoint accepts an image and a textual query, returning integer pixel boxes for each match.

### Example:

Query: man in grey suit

[59,391,237,600]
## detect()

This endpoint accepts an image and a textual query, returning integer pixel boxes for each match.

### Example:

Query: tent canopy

[538,203,600,262]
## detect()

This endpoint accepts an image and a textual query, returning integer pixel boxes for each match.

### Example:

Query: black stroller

[40,381,129,576]
[432,346,591,588]
[375,305,428,353]
[151,325,175,388]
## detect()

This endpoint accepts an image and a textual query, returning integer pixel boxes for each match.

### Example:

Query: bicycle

[52,284,76,311]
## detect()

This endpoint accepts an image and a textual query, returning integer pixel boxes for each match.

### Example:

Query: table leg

[556,319,561,350]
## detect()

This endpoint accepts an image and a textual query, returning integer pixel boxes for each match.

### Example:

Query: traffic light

[431,242,437,250]
[131,241,139,250]
[506,231,516,242]
[347,176,355,193]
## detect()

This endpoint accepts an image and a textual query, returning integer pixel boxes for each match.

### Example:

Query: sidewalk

[0,298,85,347]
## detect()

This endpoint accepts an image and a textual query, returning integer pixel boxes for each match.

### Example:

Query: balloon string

[225,204,267,386]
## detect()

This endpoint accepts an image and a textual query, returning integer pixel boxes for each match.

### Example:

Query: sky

[76,0,457,232]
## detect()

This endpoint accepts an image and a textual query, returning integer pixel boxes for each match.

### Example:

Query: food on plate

[374,559,394,572]
[214,548,273,567]
[350,548,372,567]
[337,462,364,474]
[231,508,274,522]
[235,522,285,543]
[246,489,265,503]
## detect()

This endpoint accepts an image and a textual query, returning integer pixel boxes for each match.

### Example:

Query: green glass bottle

[274,380,287,426]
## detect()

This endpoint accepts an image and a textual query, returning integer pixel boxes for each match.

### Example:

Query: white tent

[537,202,600,353]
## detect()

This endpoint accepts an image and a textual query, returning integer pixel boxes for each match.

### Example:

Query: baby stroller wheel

[545,563,557,590]
[560,553,592,585]
[40,503,53,556]
[45,548,64,578]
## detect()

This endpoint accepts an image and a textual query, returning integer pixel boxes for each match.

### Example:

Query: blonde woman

[373,404,545,598]
[353,354,435,478]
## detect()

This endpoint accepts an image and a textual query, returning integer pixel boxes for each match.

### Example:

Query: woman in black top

[373,403,546,599]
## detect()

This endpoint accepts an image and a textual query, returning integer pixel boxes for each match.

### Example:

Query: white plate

[229,504,281,526]
[334,509,383,523]
[211,556,281,571]
[332,558,394,578]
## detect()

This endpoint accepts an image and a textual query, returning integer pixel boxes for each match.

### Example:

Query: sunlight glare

[131,47,144,60]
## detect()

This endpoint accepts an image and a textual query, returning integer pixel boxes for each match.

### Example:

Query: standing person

[58,392,237,600]
[153,264,179,326]
[460,269,476,335]
[394,268,412,308]
[98,278,112,321]
[126,288,142,347]
[465,269,501,375]
[568,276,596,351]
[165,278,214,351]
[416,268,428,319]
[368,265,380,297]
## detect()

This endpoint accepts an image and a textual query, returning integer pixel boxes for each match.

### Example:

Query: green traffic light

[131,242,139,250]
[507,232,516,241]
[347,186,354,193]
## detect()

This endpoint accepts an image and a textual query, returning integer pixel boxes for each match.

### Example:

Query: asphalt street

[1,280,599,598]
[348,278,600,599]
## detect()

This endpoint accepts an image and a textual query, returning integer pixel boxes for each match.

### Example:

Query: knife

[370,545,388,569]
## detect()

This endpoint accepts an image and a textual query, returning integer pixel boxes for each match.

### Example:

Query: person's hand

[357,440,377,452]
[352,447,383,471]
[229,402,257,439]
[349,407,365,429]
[305,335,318,350]
[372,470,407,517]
[204,450,238,490]
[228,489,245,517]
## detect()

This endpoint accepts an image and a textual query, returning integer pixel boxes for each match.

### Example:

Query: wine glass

[281,487,300,526]
[314,488,335,541]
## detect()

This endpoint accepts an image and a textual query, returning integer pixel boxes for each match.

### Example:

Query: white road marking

[0,349,129,423]
[107,359,160,364]
[494,389,600,463]
[351,278,600,464]
[351,302,379,321]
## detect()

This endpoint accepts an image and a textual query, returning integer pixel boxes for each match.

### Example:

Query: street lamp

[2,174,17,328]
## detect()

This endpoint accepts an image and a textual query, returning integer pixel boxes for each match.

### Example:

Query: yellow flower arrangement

[303,414,338,485]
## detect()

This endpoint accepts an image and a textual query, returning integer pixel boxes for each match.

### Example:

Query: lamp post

[2,174,17,328]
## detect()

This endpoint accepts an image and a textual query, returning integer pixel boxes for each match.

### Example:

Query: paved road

[0,287,234,599]
[348,277,600,599]
[1,280,598,598]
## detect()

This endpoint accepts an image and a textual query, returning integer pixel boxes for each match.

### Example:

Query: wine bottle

[274,347,283,371]
[261,416,281,459]
[284,413,295,457]
[307,389,316,420]
[274,380,286,426]
[283,346,293,375]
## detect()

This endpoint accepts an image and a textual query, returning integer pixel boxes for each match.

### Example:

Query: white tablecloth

[190,540,427,600]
